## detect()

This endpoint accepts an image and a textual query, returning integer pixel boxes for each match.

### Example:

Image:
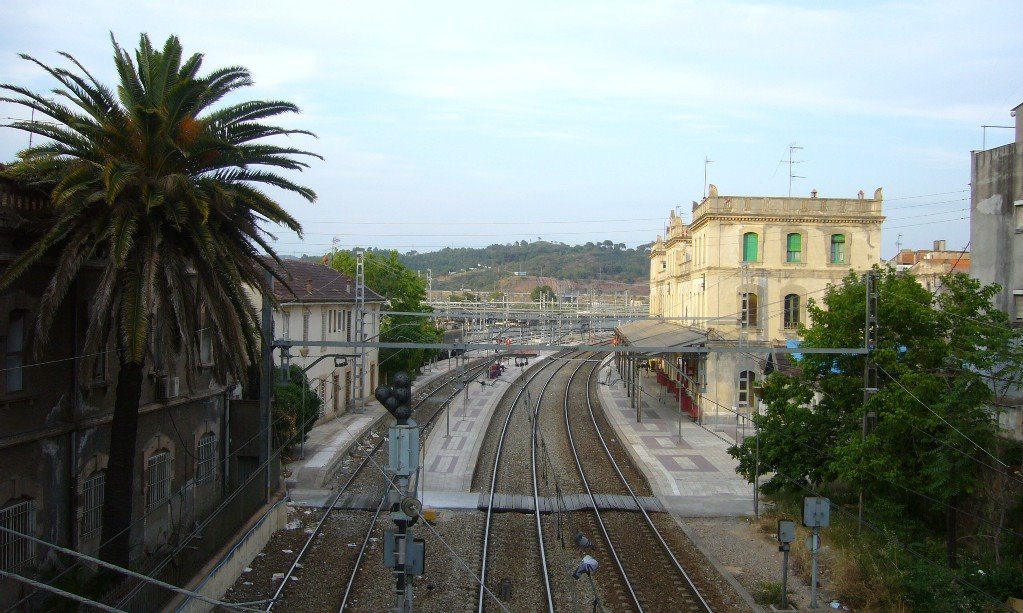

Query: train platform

[419,352,554,509]
[285,353,485,506]
[594,361,756,517]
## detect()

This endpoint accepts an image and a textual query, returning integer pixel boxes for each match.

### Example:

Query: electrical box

[387,423,420,476]
[802,496,831,528]
[777,519,796,544]
[383,531,425,575]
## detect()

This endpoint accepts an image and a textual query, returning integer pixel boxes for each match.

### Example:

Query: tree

[0,34,318,568]
[531,284,556,302]
[330,249,442,380]
[273,365,322,450]
[730,269,1022,567]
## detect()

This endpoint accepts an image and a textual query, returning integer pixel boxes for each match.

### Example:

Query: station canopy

[615,320,707,356]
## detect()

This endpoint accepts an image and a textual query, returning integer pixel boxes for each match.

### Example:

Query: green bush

[272,365,322,450]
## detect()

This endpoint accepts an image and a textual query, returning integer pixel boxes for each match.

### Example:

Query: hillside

[399,241,650,290]
[296,240,652,295]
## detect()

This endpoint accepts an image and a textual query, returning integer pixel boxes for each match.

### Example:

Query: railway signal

[376,372,425,613]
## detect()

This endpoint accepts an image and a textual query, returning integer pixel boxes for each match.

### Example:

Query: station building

[627,185,884,426]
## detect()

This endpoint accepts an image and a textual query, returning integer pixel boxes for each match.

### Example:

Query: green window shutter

[786,233,801,262]
[831,234,846,263]
[743,233,758,262]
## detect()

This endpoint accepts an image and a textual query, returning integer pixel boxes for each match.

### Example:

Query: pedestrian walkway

[419,353,552,510]
[595,362,755,517]
[285,353,483,506]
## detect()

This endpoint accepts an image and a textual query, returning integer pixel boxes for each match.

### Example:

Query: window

[784,294,800,329]
[1014,292,1023,321]
[320,310,328,353]
[196,433,216,485]
[1,499,35,571]
[302,309,310,341]
[282,311,290,340]
[786,233,802,263]
[5,310,26,392]
[145,451,172,511]
[742,232,758,262]
[346,311,352,343]
[738,370,756,406]
[82,471,105,537]
[199,308,213,366]
[740,292,759,328]
[1016,202,1023,231]
[830,234,846,264]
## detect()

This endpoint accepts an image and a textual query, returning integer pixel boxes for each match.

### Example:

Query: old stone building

[642,185,884,423]
[0,172,268,608]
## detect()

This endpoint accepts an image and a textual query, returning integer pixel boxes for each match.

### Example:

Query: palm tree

[0,34,319,568]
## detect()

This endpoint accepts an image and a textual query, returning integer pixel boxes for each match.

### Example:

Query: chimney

[810,189,818,199]
[305,279,313,294]
[933,239,946,251]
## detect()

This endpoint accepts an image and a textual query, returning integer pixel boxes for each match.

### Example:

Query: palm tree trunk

[98,358,145,569]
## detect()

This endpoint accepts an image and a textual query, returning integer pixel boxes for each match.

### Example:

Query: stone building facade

[0,172,250,607]
[646,185,884,422]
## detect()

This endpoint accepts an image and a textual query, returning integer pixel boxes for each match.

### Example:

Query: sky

[1,0,1021,260]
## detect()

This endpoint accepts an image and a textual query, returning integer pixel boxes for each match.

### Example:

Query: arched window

[196,433,217,485]
[5,310,27,393]
[738,370,756,406]
[784,294,801,329]
[740,292,759,328]
[830,234,846,264]
[1,497,36,571]
[145,450,172,511]
[742,232,759,262]
[786,233,802,263]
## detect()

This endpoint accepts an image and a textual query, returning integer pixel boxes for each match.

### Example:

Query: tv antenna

[703,156,714,198]
[783,144,804,197]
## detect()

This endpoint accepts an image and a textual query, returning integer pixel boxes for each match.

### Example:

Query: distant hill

[297,240,651,295]
[398,241,650,292]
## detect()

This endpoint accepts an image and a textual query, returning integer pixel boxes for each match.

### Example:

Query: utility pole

[354,249,366,413]
[376,374,425,613]
[259,272,274,503]
[859,271,878,530]
[783,144,804,197]
[426,269,432,302]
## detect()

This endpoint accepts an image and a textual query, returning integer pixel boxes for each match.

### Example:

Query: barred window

[145,451,172,511]
[196,433,216,485]
[740,292,759,328]
[1,499,35,571]
[81,471,105,537]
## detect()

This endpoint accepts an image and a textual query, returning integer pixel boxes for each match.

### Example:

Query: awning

[616,320,707,355]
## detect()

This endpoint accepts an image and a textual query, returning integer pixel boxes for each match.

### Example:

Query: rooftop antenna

[703,156,714,198]
[981,124,1013,150]
[895,233,902,254]
[783,144,804,197]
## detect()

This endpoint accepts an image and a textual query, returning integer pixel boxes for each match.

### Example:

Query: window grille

[1,499,35,571]
[830,234,846,264]
[196,433,216,485]
[145,451,172,511]
[81,471,105,537]
[786,233,802,263]
[784,294,801,329]
[302,308,310,341]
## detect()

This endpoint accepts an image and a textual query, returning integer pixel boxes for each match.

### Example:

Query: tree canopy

[0,33,318,567]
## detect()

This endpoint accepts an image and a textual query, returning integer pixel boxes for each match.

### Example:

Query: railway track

[264,359,492,611]
[564,355,713,612]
